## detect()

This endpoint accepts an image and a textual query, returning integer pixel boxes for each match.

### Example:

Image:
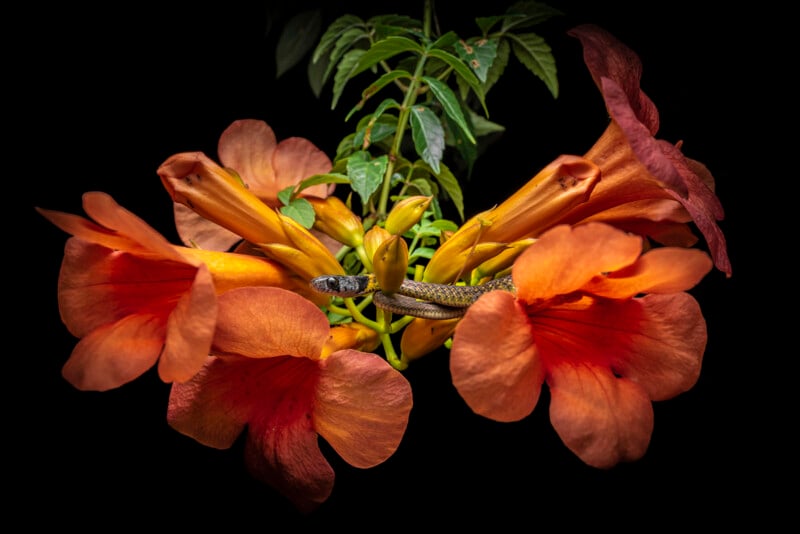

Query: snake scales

[309,274,515,319]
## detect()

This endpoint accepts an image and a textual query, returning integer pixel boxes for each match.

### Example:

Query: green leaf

[429,30,459,50]
[408,177,434,197]
[296,173,351,192]
[280,198,316,229]
[501,1,563,32]
[482,38,510,96]
[345,71,410,121]
[409,105,445,174]
[332,49,366,109]
[443,110,477,176]
[455,37,498,84]
[349,36,424,78]
[322,27,369,89]
[312,14,363,63]
[370,14,424,40]
[468,108,506,136]
[422,76,475,144]
[346,151,387,206]
[307,49,329,98]
[427,48,487,116]
[276,10,322,79]
[419,160,464,220]
[508,32,558,98]
[354,119,397,149]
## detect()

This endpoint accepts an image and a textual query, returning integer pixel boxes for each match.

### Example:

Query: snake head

[309,275,372,297]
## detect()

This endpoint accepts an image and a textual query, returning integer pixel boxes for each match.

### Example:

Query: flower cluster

[38,3,728,513]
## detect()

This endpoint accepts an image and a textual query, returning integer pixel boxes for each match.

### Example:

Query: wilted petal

[213,287,330,359]
[158,264,217,383]
[450,291,544,422]
[513,223,642,302]
[548,362,654,469]
[314,349,413,468]
[63,314,165,391]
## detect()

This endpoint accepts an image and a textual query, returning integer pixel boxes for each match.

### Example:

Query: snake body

[310,274,515,319]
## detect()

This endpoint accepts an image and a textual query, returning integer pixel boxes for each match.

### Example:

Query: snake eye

[323,277,340,292]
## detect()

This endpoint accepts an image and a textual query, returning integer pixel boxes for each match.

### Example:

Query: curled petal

[513,223,643,302]
[63,314,165,391]
[314,349,413,468]
[450,291,544,422]
[213,287,330,359]
[548,362,654,468]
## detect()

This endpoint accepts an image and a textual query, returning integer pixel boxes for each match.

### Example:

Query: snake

[309,274,515,320]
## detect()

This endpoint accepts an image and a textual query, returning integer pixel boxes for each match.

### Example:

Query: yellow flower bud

[472,238,536,282]
[363,225,392,270]
[278,213,345,277]
[320,323,381,359]
[423,240,509,284]
[400,317,459,361]
[307,196,364,248]
[372,234,408,295]
[384,195,432,236]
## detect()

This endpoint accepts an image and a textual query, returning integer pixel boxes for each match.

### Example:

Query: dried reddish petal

[62,314,165,391]
[548,362,654,468]
[213,287,330,359]
[314,349,413,468]
[513,223,642,302]
[450,291,544,422]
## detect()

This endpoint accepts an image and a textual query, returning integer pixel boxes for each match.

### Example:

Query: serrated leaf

[501,1,564,32]
[509,32,558,98]
[429,30,459,50]
[468,108,506,136]
[427,48,487,116]
[332,49,366,109]
[419,161,464,220]
[482,38,510,96]
[345,71,410,121]
[422,75,475,144]
[409,105,445,174]
[312,14,363,63]
[350,36,424,78]
[408,177,434,197]
[455,37,498,84]
[346,151,387,206]
[307,50,329,98]
[322,27,369,89]
[443,110,477,176]
[354,120,397,149]
[279,198,316,229]
[475,15,508,35]
[276,10,322,79]
[297,173,352,192]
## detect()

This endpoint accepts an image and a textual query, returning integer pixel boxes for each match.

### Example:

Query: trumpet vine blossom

[167,287,413,513]
[450,222,712,468]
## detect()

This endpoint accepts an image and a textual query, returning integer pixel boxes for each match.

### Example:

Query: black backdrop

[20,0,767,527]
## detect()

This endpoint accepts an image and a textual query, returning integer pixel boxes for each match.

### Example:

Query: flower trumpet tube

[158,151,291,247]
[36,192,302,391]
[450,222,713,468]
[424,155,601,283]
[167,287,412,512]
[400,317,460,362]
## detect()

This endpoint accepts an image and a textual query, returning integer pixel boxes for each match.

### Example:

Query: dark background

[18,0,772,527]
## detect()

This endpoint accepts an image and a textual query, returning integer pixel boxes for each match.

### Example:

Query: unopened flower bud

[473,238,536,281]
[400,317,459,361]
[384,195,432,236]
[363,225,392,268]
[372,235,408,295]
[308,196,364,248]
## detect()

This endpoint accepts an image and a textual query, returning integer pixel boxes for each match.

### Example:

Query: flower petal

[217,119,278,199]
[548,362,654,469]
[450,291,544,422]
[158,264,217,383]
[272,137,333,199]
[173,202,242,251]
[584,247,712,298]
[213,287,330,359]
[58,239,196,337]
[513,223,643,302]
[314,349,413,468]
[62,313,165,391]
